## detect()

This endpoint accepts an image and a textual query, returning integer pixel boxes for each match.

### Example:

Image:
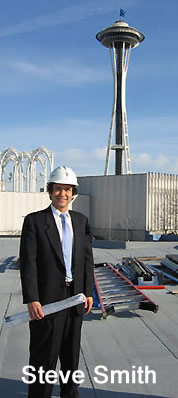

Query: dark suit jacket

[20,206,94,313]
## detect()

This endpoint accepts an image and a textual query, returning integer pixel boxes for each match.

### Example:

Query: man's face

[51,183,74,212]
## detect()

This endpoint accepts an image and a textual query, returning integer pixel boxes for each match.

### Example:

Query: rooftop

[0,238,178,397]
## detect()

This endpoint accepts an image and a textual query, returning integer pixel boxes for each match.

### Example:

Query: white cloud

[0,57,110,92]
[0,1,120,38]
[13,62,50,78]
[54,146,107,176]
[11,59,110,86]
[93,147,107,160]
[129,115,178,135]
[132,153,151,167]
[155,154,168,168]
[129,115,178,155]
[0,119,109,152]
[132,152,178,175]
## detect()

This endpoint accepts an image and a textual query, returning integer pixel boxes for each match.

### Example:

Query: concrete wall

[72,194,90,220]
[78,172,178,240]
[1,172,177,239]
[146,172,178,234]
[0,192,51,235]
[0,192,90,235]
[78,174,147,240]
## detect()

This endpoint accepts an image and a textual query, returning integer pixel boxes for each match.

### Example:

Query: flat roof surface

[0,238,178,397]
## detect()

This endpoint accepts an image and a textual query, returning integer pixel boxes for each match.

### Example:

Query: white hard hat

[48,166,78,186]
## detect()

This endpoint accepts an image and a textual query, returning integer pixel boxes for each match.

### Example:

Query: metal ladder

[94,263,159,319]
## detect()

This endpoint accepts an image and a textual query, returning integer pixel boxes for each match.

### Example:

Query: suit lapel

[45,207,65,267]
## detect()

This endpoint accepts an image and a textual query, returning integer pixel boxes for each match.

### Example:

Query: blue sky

[0,0,178,176]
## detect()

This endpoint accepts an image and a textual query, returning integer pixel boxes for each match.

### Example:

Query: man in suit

[20,166,94,398]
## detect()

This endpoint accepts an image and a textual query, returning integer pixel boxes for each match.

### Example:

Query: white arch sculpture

[0,146,54,192]
[30,146,54,192]
[22,152,31,193]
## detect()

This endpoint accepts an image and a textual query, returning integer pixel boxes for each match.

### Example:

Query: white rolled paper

[3,293,86,329]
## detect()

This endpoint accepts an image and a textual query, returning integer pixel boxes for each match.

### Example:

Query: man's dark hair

[46,182,78,199]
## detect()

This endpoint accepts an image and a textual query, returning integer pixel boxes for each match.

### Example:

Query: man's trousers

[28,295,83,398]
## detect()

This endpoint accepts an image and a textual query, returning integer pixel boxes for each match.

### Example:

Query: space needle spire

[96,11,144,175]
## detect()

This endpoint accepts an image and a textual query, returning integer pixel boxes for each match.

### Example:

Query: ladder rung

[98,281,128,287]
[100,285,134,292]
[103,296,143,306]
[102,290,139,298]
[112,302,140,311]
[96,277,127,282]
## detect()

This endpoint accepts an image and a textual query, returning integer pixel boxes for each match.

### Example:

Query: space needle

[96,12,144,175]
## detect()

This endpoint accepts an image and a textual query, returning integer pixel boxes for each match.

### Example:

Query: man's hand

[27,301,44,320]
[84,296,93,315]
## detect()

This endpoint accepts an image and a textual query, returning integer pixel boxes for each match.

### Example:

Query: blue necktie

[60,213,73,280]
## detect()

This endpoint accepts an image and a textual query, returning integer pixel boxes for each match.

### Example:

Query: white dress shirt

[51,204,73,282]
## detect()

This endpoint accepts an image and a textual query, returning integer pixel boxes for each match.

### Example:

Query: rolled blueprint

[3,293,86,329]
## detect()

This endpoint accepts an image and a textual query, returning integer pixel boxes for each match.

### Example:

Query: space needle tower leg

[105,45,117,175]
[115,42,131,174]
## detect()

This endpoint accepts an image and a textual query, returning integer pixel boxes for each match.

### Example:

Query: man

[20,166,94,398]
